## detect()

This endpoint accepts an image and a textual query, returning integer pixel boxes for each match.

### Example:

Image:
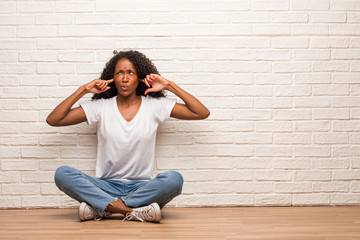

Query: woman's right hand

[83,79,114,93]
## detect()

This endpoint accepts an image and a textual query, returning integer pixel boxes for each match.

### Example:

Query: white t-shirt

[80,95,176,181]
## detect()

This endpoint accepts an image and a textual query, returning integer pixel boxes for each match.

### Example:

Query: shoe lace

[122,207,152,223]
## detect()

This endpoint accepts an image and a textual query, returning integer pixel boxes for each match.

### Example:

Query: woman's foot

[78,202,111,221]
[122,202,161,223]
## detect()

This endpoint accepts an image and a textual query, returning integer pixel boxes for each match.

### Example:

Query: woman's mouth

[121,86,128,91]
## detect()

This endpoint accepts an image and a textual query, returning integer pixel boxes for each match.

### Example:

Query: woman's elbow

[199,109,210,120]
[46,116,58,126]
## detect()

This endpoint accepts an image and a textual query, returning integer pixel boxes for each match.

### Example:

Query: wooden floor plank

[0,206,359,240]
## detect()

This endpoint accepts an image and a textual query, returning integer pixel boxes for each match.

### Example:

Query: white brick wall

[1,0,360,209]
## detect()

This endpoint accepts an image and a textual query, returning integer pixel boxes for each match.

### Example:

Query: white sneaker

[123,202,161,223]
[78,202,111,221]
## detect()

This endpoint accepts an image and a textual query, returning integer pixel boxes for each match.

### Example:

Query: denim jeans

[54,166,183,216]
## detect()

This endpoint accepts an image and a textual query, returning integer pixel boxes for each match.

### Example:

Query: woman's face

[114,58,139,97]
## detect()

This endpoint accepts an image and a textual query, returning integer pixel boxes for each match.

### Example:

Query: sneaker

[123,202,161,223]
[78,202,111,221]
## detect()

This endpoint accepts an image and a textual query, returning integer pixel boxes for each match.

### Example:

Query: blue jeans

[54,166,183,216]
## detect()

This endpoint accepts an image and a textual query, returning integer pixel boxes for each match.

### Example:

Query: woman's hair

[92,50,165,100]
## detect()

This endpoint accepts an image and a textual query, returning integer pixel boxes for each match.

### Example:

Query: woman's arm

[46,79,113,126]
[142,74,210,120]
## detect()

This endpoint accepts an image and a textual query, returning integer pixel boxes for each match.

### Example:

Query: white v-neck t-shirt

[80,95,176,181]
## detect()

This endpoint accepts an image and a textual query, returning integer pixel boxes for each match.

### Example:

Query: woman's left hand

[141,74,169,95]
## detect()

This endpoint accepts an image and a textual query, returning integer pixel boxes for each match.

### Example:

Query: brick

[0,100,19,110]
[58,26,95,37]
[37,64,75,74]
[273,133,311,144]
[251,0,289,10]
[194,182,234,194]
[294,146,331,157]
[272,37,309,49]
[273,85,311,97]
[75,14,112,24]
[17,26,57,38]
[330,25,360,35]
[294,97,330,108]
[271,12,308,23]
[292,0,329,10]
[234,86,272,97]
[215,121,254,132]
[295,170,331,181]
[255,194,292,206]
[292,24,329,35]
[0,172,21,183]
[213,1,250,11]
[255,50,291,60]
[232,62,271,73]
[274,109,312,120]
[39,135,77,146]
[312,84,349,96]
[1,160,38,171]
[236,182,273,193]
[0,197,21,208]
[181,170,216,182]
[313,159,349,169]
[256,170,292,181]
[293,194,330,205]
[351,182,360,192]
[333,97,360,107]
[195,157,235,169]
[332,171,360,180]
[351,109,360,119]
[216,145,255,157]
[232,12,269,23]
[273,159,310,169]
[254,97,292,109]
[235,110,272,120]
[0,135,38,146]
[313,182,349,192]
[313,109,349,120]
[311,37,349,48]
[273,62,311,73]
[19,51,57,62]
[253,24,290,35]
[0,3,16,13]
[309,12,346,23]
[18,2,54,13]
[36,14,72,24]
[234,37,271,48]
[216,97,252,109]
[55,2,94,12]
[61,147,96,159]
[274,183,312,193]
[217,170,253,181]
[215,50,254,60]
[22,172,55,183]
[256,146,292,157]
[41,183,62,195]
[314,134,348,144]
[0,111,38,122]
[40,160,77,171]
[255,121,292,132]
[234,133,272,144]
[38,39,74,50]
[236,158,272,169]
[21,147,59,159]
[332,194,360,204]
[348,13,360,23]
[195,134,233,144]
[2,184,40,195]
[58,51,95,62]
[330,0,360,10]
[157,157,194,170]
[0,63,36,74]
[254,74,292,85]
[294,50,330,60]
[22,196,60,208]
[0,124,20,134]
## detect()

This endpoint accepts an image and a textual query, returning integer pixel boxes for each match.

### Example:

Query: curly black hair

[92,50,165,100]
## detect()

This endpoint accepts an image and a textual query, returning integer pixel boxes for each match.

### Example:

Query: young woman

[47,50,210,222]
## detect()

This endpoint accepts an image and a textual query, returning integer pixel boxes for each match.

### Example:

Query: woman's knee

[160,171,184,192]
[54,165,76,186]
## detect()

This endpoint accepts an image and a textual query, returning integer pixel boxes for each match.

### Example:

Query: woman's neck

[116,94,141,107]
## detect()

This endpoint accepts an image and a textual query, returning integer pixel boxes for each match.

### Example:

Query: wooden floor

[1,206,360,240]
